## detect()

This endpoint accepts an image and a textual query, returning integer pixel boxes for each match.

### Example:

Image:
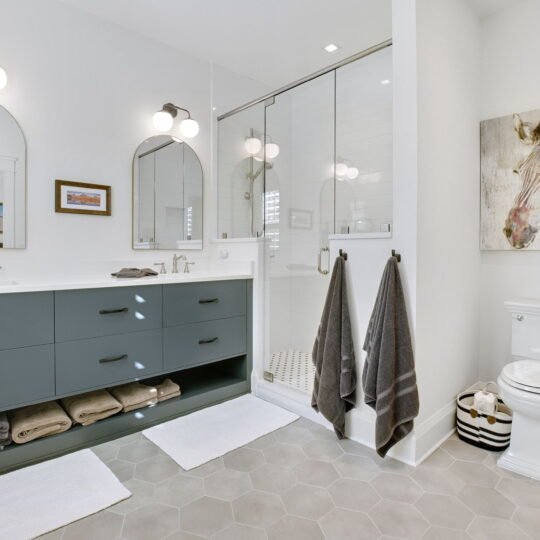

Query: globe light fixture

[152,103,199,138]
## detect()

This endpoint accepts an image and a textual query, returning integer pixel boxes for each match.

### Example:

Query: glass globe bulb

[0,67,7,90]
[346,167,359,180]
[265,142,279,160]
[245,137,262,155]
[335,163,348,177]
[153,110,173,132]
[179,118,199,138]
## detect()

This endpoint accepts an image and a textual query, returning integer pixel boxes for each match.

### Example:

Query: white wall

[414,0,481,426]
[0,0,264,277]
[478,0,540,380]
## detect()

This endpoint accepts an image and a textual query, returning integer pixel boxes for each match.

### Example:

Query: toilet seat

[502,360,540,394]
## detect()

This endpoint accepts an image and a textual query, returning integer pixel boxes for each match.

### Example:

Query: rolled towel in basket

[0,411,11,448]
[62,390,122,426]
[110,382,158,412]
[155,378,181,402]
[10,402,72,445]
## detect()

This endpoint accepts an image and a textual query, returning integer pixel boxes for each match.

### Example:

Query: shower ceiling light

[152,103,199,138]
[0,67,7,90]
[324,43,340,53]
[245,137,262,155]
[265,142,280,160]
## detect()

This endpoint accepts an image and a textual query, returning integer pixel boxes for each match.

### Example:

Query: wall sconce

[152,103,199,138]
[0,67,7,90]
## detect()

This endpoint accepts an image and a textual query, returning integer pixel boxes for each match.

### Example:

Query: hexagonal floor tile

[204,468,252,501]
[282,484,334,519]
[468,516,530,540]
[512,505,540,538]
[293,459,339,487]
[155,473,204,507]
[263,443,307,468]
[411,467,464,495]
[459,485,515,519]
[371,472,424,503]
[62,511,123,540]
[441,440,487,462]
[106,459,135,482]
[212,523,266,540]
[249,463,297,494]
[415,493,474,530]
[421,526,473,540]
[91,442,118,463]
[370,499,429,539]
[117,439,160,463]
[223,448,265,472]
[180,496,233,536]
[135,455,179,483]
[420,448,455,469]
[244,433,277,450]
[321,508,380,540]
[123,502,180,540]
[497,478,540,508]
[328,478,381,511]
[268,515,325,540]
[164,532,206,540]
[334,454,379,481]
[232,490,285,528]
[187,457,224,478]
[109,478,155,515]
[337,438,377,457]
[302,439,344,461]
[274,424,314,445]
[448,461,498,488]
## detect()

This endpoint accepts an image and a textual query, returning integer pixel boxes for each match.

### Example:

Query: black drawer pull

[99,307,128,315]
[198,337,218,344]
[199,298,219,304]
[99,354,128,363]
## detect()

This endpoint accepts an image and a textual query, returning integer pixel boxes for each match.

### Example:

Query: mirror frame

[0,104,27,249]
[131,135,204,251]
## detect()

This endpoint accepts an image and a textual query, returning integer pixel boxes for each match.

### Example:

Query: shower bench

[0,278,252,474]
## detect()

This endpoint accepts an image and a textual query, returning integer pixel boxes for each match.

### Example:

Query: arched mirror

[0,105,26,248]
[133,135,203,250]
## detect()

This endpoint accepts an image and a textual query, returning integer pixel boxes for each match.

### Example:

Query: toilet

[497,298,540,481]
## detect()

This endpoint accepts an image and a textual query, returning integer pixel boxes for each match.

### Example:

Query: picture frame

[55,180,111,216]
[289,208,312,230]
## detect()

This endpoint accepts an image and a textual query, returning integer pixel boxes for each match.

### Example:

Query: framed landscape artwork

[55,180,111,216]
[481,108,540,250]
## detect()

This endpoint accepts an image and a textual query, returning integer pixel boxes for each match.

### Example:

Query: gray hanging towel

[363,256,418,457]
[312,255,356,438]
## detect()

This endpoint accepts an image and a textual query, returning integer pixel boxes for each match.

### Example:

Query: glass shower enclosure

[217,43,393,397]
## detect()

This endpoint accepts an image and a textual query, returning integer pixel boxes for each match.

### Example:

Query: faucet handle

[154,262,167,274]
[183,261,195,274]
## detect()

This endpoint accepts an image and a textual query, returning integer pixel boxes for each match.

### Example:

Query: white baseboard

[498,451,540,481]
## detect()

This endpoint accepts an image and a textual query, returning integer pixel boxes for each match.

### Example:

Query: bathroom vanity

[0,274,252,473]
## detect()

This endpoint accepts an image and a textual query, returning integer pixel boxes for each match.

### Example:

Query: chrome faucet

[154,262,167,274]
[172,254,187,273]
[184,261,195,273]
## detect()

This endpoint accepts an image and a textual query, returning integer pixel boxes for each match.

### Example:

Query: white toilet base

[497,411,540,481]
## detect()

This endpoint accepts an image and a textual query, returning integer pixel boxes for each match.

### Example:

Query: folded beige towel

[156,378,181,402]
[62,390,122,426]
[10,401,72,444]
[110,382,158,412]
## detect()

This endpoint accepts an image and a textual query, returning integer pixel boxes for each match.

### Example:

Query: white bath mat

[0,449,131,540]
[143,394,299,470]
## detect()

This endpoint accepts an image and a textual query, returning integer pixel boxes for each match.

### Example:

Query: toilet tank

[505,298,540,361]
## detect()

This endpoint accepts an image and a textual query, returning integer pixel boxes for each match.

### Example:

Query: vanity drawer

[55,329,163,395]
[0,345,55,411]
[163,280,247,326]
[55,285,162,342]
[164,317,247,370]
[0,292,54,351]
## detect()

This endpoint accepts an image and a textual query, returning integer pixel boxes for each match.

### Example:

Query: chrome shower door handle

[318,247,330,275]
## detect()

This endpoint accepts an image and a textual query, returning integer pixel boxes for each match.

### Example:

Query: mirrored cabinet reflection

[0,105,26,249]
[133,135,203,250]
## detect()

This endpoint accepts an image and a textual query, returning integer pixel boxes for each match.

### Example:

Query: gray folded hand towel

[62,389,123,426]
[311,255,356,439]
[111,267,158,278]
[362,256,419,457]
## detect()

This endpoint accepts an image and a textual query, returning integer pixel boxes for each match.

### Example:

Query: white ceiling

[468,0,526,18]
[59,0,392,89]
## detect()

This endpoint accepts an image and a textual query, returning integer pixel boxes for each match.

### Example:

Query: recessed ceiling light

[380,79,391,85]
[324,43,340,53]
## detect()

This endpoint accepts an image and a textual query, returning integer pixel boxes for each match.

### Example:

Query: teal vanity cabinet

[0,279,252,473]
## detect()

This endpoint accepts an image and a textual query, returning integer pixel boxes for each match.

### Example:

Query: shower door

[263,72,335,394]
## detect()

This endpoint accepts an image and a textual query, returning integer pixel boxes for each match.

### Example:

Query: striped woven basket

[456,382,512,452]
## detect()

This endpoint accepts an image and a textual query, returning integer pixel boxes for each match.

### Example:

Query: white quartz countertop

[0,270,253,294]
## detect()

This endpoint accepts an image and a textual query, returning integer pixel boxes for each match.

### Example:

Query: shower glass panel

[263,73,335,393]
[217,102,265,239]
[335,47,393,234]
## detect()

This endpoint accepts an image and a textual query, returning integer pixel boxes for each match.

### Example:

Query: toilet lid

[500,372,540,394]
[502,360,540,390]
